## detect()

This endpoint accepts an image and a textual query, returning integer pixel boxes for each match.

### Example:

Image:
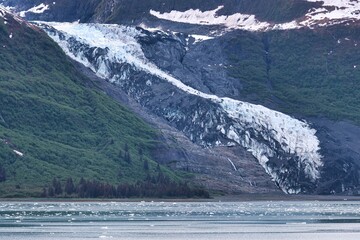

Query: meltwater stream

[0,201,360,240]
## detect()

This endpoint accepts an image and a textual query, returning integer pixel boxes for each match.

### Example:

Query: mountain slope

[2,1,360,195]
[0,8,186,197]
[36,22,324,194]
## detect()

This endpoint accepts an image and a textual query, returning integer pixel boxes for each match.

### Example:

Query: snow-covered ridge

[304,0,360,26]
[37,22,323,193]
[150,1,360,32]
[138,23,214,44]
[307,0,360,8]
[150,6,271,32]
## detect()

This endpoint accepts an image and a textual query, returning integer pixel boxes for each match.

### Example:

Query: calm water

[1,201,360,239]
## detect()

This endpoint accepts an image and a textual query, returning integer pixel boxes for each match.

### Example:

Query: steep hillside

[0,8,194,198]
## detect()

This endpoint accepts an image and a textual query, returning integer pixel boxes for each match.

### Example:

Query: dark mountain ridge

[1,0,322,24]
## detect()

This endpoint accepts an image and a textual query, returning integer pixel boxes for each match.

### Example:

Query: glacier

[36,21,323,193]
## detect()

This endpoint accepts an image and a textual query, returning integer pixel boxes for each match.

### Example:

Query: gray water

[1,201,360,239]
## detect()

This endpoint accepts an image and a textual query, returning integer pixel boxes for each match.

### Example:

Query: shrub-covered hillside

[0,11,185,197]
[225,25,360,123]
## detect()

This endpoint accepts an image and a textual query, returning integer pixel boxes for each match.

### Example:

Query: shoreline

[213,193,360,202]
[1,194,360,202]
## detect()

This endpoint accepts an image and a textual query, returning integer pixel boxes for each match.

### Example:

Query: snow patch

[273,21,301,30]
[19,3,49,17]
[0,4,39,30]
[0,4,14,14]
[227,158,237,171]
[138,23,164,33]
[190,34,214,43]
[302,0,360,26]
[13,150,24,157]
[150,6,270,31]
[150,1,360,32]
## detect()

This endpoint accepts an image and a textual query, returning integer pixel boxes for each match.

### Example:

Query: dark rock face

[137,29,243,99]
[311,119,360,195]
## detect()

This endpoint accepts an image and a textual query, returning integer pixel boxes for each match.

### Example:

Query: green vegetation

[42,173,210,199]
[226,26,360,124]
[0,14,195,197]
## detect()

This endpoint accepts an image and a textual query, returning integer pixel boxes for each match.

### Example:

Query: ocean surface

[0,201,360,239]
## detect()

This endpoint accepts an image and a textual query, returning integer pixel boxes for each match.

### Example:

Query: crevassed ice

[38,22,323,191]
